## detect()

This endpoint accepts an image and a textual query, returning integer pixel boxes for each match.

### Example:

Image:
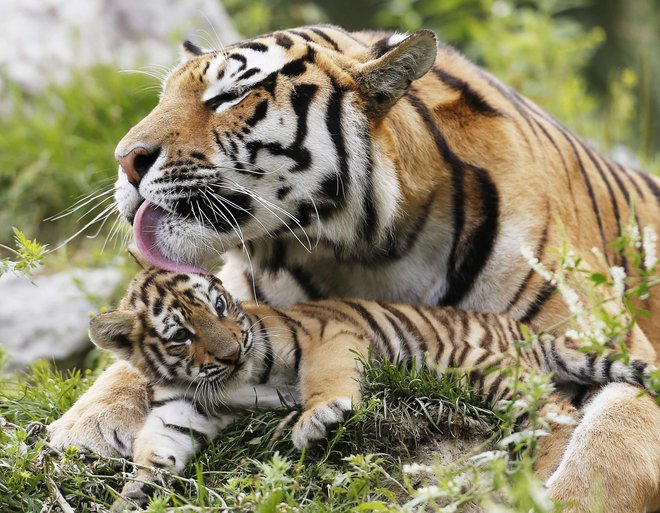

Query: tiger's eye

[171,328,192,343]
[215,296,227,317]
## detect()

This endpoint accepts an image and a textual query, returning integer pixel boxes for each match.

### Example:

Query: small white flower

[610,265,626,299]
[499,429,549,447]
[416,485,443,499]
[469,450,507,466]
[626,224,641,248]
[402,462,433,475]
[643,226,657,272]
[543,411,578,426]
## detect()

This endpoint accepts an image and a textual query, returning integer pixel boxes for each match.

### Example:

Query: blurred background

[0,0,657,370]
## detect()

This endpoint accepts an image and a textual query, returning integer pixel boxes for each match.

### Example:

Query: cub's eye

[171,328,192,343]
[215,296,227,317]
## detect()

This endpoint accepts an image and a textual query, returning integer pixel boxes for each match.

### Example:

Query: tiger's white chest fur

[219,204,534,315]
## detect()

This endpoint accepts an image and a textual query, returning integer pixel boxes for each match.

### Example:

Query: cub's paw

[111,470,158,512]
[48,403,146,457]
[292,397,352,449]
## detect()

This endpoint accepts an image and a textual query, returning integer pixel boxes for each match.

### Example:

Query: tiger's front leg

[48,361,150,457]
[292,328,370,449]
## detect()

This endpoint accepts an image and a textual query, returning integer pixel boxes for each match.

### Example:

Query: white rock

[0,0,239,93]
[0,267,124,369]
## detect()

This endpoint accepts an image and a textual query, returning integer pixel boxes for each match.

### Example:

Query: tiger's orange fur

[52,25,660,511]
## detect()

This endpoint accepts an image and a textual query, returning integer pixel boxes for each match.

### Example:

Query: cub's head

[89,266,255,397]
[114,26,437,271]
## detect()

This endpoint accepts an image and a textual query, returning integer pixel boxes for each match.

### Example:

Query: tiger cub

[91,267,653,508]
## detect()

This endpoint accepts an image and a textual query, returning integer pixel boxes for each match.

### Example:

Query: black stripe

[581,143,621,259]
[412,306,444,354]
[358,131,378,243]
[246,100,268,127]
[237,68,260,82]
[550,345,570,376]
[476,71,538,151]
[381,310,411,363]
[287,265,325,300]
[602,355,614,381]
[379,303,428,353]
[318,81,350,218]
[228,54,247,72]
[164,423,208,447]
[270,308,305,373]
[637,170,660,206]
[309,27,340,51]
[281,47,316,77]
[601,158,631,206]
[183,40,203,56]
[507,218,549,312]
[442,166,500,306]
[343,300,394,360]
[486,374,505,403]
[563,135,610,262]
[143,343,179,379]
[616,163,645,200]
[288,29,314,42]
[274,33,294,49]
[407,93,499,306]
[520,281,556,324]
[240,42,268,52]
[431,66,502,116]
[151,397,207,417]
[533,121,577,202]
[256,319,274,384]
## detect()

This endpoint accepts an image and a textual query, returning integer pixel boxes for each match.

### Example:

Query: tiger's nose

[116,146,161,187]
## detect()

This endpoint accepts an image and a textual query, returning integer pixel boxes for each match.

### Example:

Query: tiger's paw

[292,397,353,449]
[48,363,150,457]
[48,401,146,458]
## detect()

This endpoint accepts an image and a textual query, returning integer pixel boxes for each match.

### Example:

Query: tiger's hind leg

[292,328,370,449]
[546,383,660,513]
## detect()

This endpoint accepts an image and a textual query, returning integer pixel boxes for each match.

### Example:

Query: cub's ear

[89,310,138,359]
[356,30,437,117]
[127,245,153,271]
[180,40,206,62]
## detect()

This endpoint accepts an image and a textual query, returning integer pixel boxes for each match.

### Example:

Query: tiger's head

[114,26,437,271]
[89,263,256,398]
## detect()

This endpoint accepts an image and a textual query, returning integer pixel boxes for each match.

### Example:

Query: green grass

[2,354,559,513]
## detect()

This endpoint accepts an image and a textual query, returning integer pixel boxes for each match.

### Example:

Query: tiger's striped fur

[54,24,660,511]
[89,268,654,509]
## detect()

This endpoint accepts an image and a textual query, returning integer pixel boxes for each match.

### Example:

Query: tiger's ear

[89,310,138,359]
[356,30,437,117]
[127,245,153,271]
[180,40,205,62]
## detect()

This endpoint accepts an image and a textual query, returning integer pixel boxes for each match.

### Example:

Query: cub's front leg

[111,393,231,511]
[48,361,150,457]
[292,329,369,449]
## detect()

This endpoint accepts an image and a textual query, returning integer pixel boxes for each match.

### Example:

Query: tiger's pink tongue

[133,201,210,274]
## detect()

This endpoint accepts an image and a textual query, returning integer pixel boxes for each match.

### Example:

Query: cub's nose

[217,346,241,366]
[116,146,161,187]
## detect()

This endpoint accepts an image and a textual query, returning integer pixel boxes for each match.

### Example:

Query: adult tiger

[50,25,660,512]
